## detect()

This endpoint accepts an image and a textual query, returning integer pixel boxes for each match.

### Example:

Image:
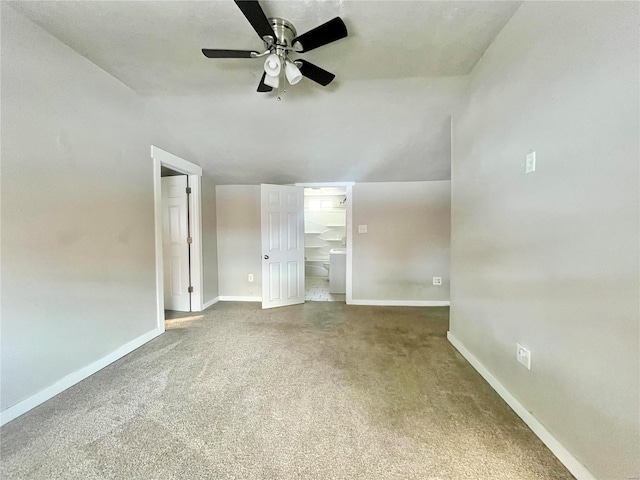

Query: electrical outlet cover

[517,343,531,370]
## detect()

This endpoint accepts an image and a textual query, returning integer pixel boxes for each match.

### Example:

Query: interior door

[162,176,191,311]
[261,184,305,309]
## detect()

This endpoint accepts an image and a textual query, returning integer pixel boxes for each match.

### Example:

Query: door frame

[295,182,354,305]
[152,146,203,332]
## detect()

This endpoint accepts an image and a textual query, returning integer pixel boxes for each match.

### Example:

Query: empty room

[1,1,638,479]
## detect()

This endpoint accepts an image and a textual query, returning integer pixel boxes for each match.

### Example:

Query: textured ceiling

[7,1,522,184]
[9,0,521,95]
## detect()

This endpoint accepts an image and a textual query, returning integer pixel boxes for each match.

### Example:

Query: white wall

[0,6,158,412]
[352,181,450,304]
[215,185,262,299]
[145,76,467,185]
[215,182,451,304]
[450,3,639,479]
[201,173,219,303]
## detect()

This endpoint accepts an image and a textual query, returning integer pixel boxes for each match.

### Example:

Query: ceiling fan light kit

[264,53,281,76]
[201,0,348,99]
[263,71,279,88]
[285,61,303,85]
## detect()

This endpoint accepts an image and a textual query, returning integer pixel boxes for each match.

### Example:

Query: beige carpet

[1,302,574,479]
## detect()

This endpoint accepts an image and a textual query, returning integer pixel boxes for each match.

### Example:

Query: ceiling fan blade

[202,49,258,58]
[257,72,273,92]
[297,60,336,86]
[292,17,347,53]
[234,0,275,41]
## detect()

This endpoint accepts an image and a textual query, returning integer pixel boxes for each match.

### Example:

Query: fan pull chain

[277,64,285,101]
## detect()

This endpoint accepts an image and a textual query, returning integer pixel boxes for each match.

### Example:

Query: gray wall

[215,182,451,303]
[450,2,639,479]
[215,185,262,298]
[352,181,451,303]
[1,5,157,410]
[201,174,219,303]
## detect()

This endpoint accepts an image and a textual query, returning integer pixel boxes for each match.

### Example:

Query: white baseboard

[218,296,262,302]
[0,328,162,426]
[446,331,597,480]
[349,299,450,307]
[202,296,220,309]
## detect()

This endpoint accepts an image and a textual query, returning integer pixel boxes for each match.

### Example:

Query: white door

[261,184,305,309]
[162,176,191,311]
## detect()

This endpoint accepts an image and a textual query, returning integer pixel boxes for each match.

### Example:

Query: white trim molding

[188,174,204,312]
[151,145,204,323]
[295,182,355,187]
[349,299,450,307]
[218,296,262,302]
[151,146,202,176]
[152,156,165,332]
[345,185,353,304]
[447,331,597,480]
[202,297,220,309]
[0,328,162,426]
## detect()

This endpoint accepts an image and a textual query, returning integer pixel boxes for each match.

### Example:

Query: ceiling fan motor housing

[266,18,297,49]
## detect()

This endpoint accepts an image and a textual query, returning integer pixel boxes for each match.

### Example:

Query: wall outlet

[433,277,442,285]
[525,151,536,174]
[248,274,254,283]
[517,343,531,370]
[358,225,368,234]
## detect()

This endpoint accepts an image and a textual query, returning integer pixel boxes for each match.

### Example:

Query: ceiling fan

[202,0,348,97]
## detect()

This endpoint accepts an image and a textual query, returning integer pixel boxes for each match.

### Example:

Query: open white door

[162,176,191,311]
[261,184,305,309]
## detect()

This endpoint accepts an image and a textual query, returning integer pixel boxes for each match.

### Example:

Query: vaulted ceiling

[8,1,522,184]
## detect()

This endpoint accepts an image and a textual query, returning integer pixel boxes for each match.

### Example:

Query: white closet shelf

[306,208,346,213]
[305,256,330,262]
[305,204,346,261]
[319,235,344,241]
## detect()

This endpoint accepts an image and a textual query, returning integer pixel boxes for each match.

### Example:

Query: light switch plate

[525,151,536,174]
[433,277,442,285]
[358,225,368,234]
[517,343,531,370]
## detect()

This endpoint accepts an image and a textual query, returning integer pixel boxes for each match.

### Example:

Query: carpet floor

[1,302,574,479]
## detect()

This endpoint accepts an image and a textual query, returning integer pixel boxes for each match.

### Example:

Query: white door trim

[152,146,204,333]
[345,184,353,304]
[295,182,354,305]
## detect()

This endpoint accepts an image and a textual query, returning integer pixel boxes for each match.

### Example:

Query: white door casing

[296,182,354,304]
[261,184,305,309]
[162,176,191,311]
[152,146,203,332]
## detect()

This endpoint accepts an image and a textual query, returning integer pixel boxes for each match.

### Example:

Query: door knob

[264,255,269,259]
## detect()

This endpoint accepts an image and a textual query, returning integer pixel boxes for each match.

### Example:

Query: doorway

[297,182,353,303]
[161,168,191,312]
[152,146,203,333]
